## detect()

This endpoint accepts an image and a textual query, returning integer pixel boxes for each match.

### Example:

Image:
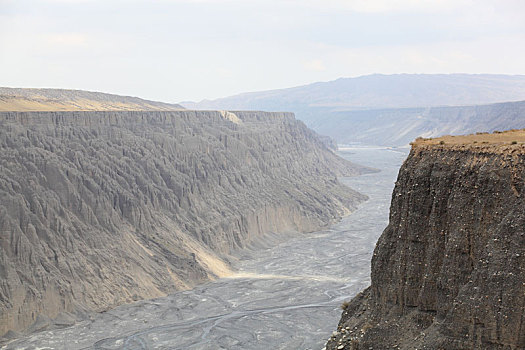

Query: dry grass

[0,90,182,112]
[412,129,525,147]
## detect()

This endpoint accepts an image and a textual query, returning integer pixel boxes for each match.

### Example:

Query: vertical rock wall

[327,141,524,349]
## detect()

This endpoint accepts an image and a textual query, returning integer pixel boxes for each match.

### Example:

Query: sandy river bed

[4,147,407,350]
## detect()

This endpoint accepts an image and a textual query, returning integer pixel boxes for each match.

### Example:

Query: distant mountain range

[304,100,525,146]
[183,74,525,146]
[0,88,184,112]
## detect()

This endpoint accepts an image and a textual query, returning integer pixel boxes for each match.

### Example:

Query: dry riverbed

[3,147,407,350]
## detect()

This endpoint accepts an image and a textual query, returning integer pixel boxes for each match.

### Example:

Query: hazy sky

[1,0,524,102]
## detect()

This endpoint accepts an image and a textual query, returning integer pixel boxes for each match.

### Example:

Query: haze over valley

[184,74,525,146]
[1,0,524,349]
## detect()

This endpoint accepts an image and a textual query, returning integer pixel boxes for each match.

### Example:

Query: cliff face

[327,133,525,349]
[0,110,368,336]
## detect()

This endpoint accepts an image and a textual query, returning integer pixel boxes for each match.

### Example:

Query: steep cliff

[327,130,525,349]
[0,110,369,336]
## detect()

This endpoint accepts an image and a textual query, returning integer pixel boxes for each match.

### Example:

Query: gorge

[2,146,405,349]
[0,104,370,338]
[1,88,523,350]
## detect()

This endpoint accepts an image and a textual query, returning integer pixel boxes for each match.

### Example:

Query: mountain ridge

[183,74,525,110]
[311,100,525,146]
[183,74,525,146]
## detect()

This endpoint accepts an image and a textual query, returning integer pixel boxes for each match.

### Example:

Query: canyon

[0,108,370,337]
[1,87,523,349]
[1,147,406,349]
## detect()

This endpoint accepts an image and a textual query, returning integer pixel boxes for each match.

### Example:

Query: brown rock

[327,132,525,349]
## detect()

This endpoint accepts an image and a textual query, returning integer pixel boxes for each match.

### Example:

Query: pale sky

[1,0,524,102]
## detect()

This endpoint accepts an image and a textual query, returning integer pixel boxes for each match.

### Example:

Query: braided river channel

[5,147,407,350]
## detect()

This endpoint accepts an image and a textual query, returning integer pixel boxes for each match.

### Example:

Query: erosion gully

[4,147,407,350]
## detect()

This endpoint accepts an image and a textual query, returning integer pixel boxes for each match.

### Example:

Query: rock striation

[0,110,369,336]
[327,130,525,349]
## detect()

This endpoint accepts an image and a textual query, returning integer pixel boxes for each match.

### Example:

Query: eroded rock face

[327,141,525,349]
[0,110,368,336]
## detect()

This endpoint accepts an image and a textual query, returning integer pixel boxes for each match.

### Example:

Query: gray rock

[0,110,370,336]
[53,312,76,327]
[26,315,52,333]
[0,330,21,340]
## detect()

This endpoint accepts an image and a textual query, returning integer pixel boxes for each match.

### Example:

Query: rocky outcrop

[0,87,183,111]
[327,131,525,349]
[317,134,339,151]
[0,110,369,336]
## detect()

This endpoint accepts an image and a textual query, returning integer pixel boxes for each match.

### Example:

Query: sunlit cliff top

[411,129,525,154]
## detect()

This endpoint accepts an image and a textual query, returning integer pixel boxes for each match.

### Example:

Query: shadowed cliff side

[0,110,371,336]
[327,130,525,349]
